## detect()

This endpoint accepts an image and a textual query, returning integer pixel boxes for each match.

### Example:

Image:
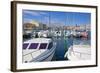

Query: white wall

[0,0,99,73]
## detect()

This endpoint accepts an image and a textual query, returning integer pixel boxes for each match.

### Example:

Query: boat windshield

[23,43,29,49]
[48,42,53,49]
[29,43,38,49]
[39,43,47,49]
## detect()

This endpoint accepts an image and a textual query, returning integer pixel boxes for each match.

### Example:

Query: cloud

[23,10,48,16]
[23,18,33,23]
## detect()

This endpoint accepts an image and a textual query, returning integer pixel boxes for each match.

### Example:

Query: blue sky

[23,10,91,26]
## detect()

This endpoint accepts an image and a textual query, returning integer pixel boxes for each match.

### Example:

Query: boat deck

[64,45,91,61]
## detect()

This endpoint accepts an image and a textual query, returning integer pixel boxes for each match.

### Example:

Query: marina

[52,34,91,61]
[23,30,91,62]
[22,10,91,62]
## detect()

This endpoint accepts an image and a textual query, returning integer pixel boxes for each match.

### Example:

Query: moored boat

[23,38,56,63]
[64,45,91,60]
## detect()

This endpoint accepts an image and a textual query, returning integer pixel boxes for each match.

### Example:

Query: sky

[23,10,91,26]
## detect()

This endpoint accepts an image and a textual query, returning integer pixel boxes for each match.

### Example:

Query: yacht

[23,38,56,63]
[64,45,91,60]
[73,30,88,38]
[23,29,33,39]
[54,31,62,37]
[64,30,71,37]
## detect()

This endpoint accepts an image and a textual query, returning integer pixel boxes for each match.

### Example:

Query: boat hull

[30,42,56,62]
[64,45,91,61]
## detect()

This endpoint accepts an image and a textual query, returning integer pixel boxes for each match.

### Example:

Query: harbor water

[52,32,91,61]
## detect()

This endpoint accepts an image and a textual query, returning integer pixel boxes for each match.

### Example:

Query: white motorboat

[64,45,91,61]
[64,30,71,37]
[37,30,49,38]
[23,38,56,63]
[54,31,62,37]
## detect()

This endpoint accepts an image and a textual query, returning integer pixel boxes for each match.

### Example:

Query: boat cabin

[23,38,53,50]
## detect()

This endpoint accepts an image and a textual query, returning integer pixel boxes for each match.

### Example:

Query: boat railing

[23,49,39,57]
[72,51,91,58]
